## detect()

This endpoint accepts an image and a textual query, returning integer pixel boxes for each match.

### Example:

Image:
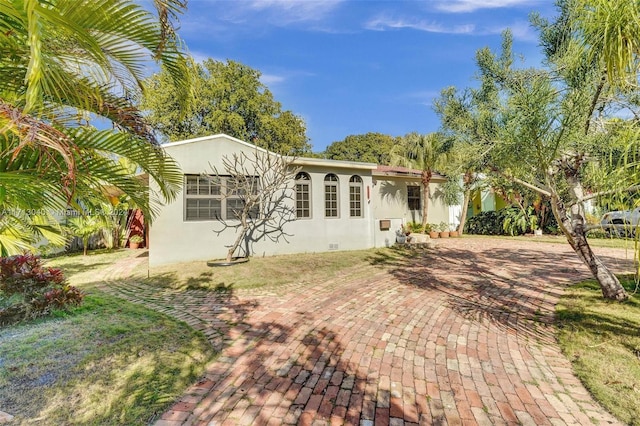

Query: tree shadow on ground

[139,271,218,291]
[8,250,434,424]
[557,279,640,339]
[367,244,635,343]
[167,309,432,425]
[103,267,448,424]
[42,260,115,278]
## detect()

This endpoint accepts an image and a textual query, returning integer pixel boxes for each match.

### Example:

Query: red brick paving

[100,238,633,425]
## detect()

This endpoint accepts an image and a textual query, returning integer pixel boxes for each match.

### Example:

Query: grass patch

[144,248,414,291]
[2,249,214,424]
[557,276,640,425]
[43,248,133,286]
[0,292,214,425]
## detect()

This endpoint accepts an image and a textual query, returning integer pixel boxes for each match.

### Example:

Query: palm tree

[391,132,449,228]
[0,0,189,255]
[68,216,103,256]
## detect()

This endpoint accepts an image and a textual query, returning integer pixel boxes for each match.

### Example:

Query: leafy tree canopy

[434,0,640,300]
[323,133,398,164]
[141,59,311,155]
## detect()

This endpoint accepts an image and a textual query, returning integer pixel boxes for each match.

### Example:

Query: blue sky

[176,0,556,152]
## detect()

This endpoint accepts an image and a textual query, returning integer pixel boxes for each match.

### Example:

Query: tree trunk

[458,189,471,235]
[226,230,244,262]
[550,193,628,301]
[421,170,432,227]
[226,216,248,262]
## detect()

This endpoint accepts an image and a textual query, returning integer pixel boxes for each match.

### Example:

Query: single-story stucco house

[149,134,453,266]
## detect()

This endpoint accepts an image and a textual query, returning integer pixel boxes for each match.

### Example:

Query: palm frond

[0,0,189,251]
[0,211,66,257]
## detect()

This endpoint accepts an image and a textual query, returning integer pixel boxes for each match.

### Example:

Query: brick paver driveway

[103,238,634,425]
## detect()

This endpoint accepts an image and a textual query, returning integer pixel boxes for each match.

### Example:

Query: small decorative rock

[0,411,14,424]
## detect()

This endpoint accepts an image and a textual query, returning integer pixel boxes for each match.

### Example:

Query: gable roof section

[161,133,269,153]
[162,134,377,171]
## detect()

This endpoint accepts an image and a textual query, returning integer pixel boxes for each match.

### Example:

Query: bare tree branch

[206,150,301,262]
[489,166,552,197]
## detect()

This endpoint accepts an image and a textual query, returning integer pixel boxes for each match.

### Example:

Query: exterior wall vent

[329,243,339,251]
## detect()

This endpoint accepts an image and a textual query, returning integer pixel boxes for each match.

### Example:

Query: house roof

[163,133,378,171]
[162,134,447,177]
[290,156,377,170]
[373,165,447,181]
[161,133,270,154]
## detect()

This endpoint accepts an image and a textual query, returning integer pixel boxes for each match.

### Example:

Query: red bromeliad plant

[0,253,83,324]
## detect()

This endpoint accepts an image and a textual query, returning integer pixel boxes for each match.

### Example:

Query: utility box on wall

[379,219,391,231]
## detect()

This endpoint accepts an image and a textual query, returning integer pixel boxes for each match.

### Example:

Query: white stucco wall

[428,190,450,227]
[150,134,455,266]
[371,175,450,245]
[150,135,377,266]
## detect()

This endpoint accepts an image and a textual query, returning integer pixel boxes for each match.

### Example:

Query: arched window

[324,174,339,218]
[295,172,311,219]
[349,175,363,217]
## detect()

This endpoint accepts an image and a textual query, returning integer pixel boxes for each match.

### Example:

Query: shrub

[502,206,537,236]
[407,222,424,233]
[465,210,505,235]
[0,253,84,324]
[129,234,144,244]
[466,207,545,236]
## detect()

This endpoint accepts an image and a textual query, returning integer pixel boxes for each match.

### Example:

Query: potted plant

[439,222,450,238]
[450,223,459,238]
[396,224,412,244]
[129,234,143,249]
[409,221,424,234]
[427,223,439,239]
[395,227,407,244]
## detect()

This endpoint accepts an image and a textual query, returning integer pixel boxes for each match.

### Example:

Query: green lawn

[0,250,215,425]
[142,248,411,292]
[557,277,640,425]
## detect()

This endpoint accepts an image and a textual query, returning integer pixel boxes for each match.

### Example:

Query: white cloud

[260,73,286,86]
[434,0,536,13]
[364,14,537,42]
[242,0,345,25]
[365,15,475,34]
[177,1,347,39]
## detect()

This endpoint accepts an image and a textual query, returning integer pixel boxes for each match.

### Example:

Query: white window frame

[324,174,339,218]
[184,174,259,221]
[295,172,312,219]
[349,175,363,218]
